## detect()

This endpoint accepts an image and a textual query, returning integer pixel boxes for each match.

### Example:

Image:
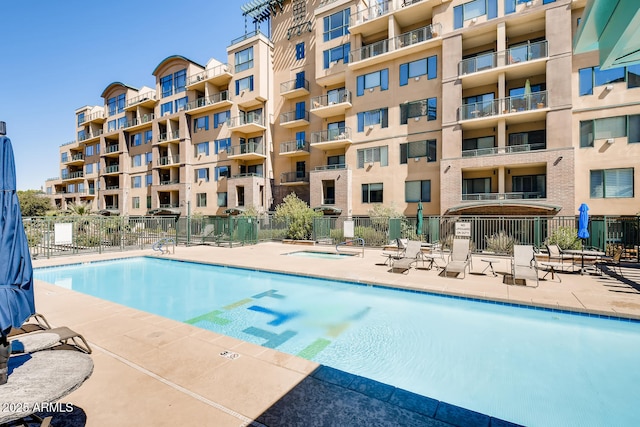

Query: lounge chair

[545,244,570,263]
[381,238,406,265]
[595,246,624,276]
[9,313,92,354]
[199,224,216,243]
[443,238,472,278]
[391,240,423,274]
[511,245,539,287]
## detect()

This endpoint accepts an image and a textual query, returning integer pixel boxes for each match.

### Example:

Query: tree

[66,201,92,216]
[273,193,321,240]
[17,190,52,217]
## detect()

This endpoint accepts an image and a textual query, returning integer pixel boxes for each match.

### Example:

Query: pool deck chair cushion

[391,240,423,274]
[512,245,540,287]
[443,238,472,279]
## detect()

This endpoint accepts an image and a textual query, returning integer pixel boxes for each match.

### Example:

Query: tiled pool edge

[36,255,640,324]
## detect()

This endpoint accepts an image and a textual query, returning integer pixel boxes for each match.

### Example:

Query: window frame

[361,183,384,203]
[405,180,431,203]
[400,140,437,163]
[323,9,350,42]
[196,193,207,208]
[590,168,634,198]
[235,47,254,73]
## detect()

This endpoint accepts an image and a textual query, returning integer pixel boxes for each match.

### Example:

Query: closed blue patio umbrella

[0,130,35,383]
[578,203,590,243]
[416,201,424,239]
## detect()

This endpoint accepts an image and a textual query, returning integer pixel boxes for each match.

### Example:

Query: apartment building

[46,0,640,218]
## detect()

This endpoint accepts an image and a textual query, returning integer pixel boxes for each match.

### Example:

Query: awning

[97,209,120,216]
[224,207,245,215]
[444,201,561,216]
[313,206,342,214]
[148,208,180,216]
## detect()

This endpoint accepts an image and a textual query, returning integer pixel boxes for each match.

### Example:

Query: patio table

[0,350,93,424]
[564,249,605,274]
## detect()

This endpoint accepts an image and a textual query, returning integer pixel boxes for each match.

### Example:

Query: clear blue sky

[1,0,263,190]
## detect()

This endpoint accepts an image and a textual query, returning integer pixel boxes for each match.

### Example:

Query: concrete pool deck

[28,242,640,426]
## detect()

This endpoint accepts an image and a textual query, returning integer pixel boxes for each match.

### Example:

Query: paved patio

[25,242,640,426]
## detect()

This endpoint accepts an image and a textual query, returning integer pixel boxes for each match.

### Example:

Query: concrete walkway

[26,243,640,426]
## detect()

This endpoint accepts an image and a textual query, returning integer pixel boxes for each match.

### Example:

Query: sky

[1,0,264,190]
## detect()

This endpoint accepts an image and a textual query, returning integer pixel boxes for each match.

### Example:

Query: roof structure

[241,0,284,24]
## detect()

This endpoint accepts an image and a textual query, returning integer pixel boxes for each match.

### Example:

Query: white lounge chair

[443,238,472,279]
[391,240,423,274]
[511,245,539,287]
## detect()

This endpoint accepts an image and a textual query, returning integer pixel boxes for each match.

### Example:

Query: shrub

[273,193,321,240]
[485,231,517,254]
[546,226,582,250]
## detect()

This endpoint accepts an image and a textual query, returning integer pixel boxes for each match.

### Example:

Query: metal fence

[24,215,640,260]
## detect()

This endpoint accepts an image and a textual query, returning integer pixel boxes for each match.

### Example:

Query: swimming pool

[285,250,355,259]
[34,257,640,427]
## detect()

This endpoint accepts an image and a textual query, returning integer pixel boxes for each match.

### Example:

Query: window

[194,116,209,132]
[296,42,305,60]
[590,168,634,198]
[131,133,142,147]
[61,169,68,179]
[357,108,388,131]
[400,98,437,124]
[195,168,209,182]
[117,94,125,113]
[235,47,254,72]
[629,115,640,143]
[145,173,152,186]
[357,146,388,168]
[61,153,68,162]
[214,111,231,128]
[580,116,627,147]
[362,183,383,203]
[508,130,546,149]
[356,69,389,95]
[175,96,188,112]
[214,138,231,154]
[294,71,306,90]
[628,64,640,89]
[77,112,85,127]
[132,154,143,167]
[131,176,142,188]
[196,142,209,156]
[85,163,93,174]
[85,145,94,156]
[132,197,140,209]
[400,56,437,85]
[405,180,431,202]
[295,101,307,120]
[323,43,350,69]
[237,186,245,206]
[117,117,127,129]
[217,192,228,207]
[161,75,173,98]
[215,166,230,181]
[323,9,350,41]
[454,0,497,29]
[579,65,637,96]
[145,152,153,164]
[107,97,116,115]
[594,66,625,87]
[462,136,495,155]
[107,120,116,132]
[78,130,86,141]
[147,196,152,209]
[161,102,173,116]
[400,140,437,163]
[145,130,153,144]
[95,143,100,154]
[235,76,254,95]
[196,193,207,208]
[295,161,306,178]
[327,121,346,140]
[512,174,546,198]
[463,177,491,195]
[174,69,186,94]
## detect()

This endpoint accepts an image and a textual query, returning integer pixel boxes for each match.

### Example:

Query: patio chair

[546,244,571,264]
[199,224,216,243]
[391,240,423,274]
[443,238,472,279]
[595,246,625,276]
[381,238,406,265]
[511,245,540,287]
[9,313,92,354]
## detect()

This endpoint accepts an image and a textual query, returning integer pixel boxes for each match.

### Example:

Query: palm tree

[66,201,93,216]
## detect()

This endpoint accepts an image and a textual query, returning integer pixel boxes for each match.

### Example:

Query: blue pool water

[286,250,354,259]
[35,257,640,427]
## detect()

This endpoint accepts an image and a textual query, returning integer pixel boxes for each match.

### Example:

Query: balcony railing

[159,180,179,186]
[226,142,264,156]
[462,192,545,201]
[105,205,119,209]
[231,173,263,178]
[127,92,156,107]
[105,165,119,173]
[186,63,232,86]
[460,91,548,120]
[229,29,266,46]
[159,203,179,208]
[79,111,105,124]
[351,0,392,26]
[184,91,229,111]
[105,144,119,153]
[124,114,155,128]
[157,155,180,166]
[311,90,351,108]
[281,172,310,184]
[158,130,180,142]
[280,140,310,153]
[105,185,119,190]
[461,143,547,157]
[311,127,351,144]
[65,171,84,179]
[66,153,84,162]
[78,129,103,141]
[322,198,335,205]
[280,110,309,124]
[280,78,309,94]
[350,24,440,62]
[314,164,347,171]
[227,113,264,127]
[458,40,548,75]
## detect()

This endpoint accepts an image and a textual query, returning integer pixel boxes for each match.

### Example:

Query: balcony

[104,144,120,156]
[184,91,232,113]
[459,91,548,130]
[458,41,548,89]
[349,24,441,70]
[186,63,233,90]
[314,163,347,171]
[310,90,352,118]
[82,111,106,124]
[104,185,119,191]
[124,114,155,131]
[125,92,157,111]
[159,179,179,186]
[350,0,392,34]
[62,171,84,181]
[103,165,120,175]
[461,143,546,158]
[227,113,266,133]
[280,78,310,99]
[310,127,352,150]
[279,140,310,157]
[280,171,309,185]
[226,142,266,160]
[157,155,180,167]
[462,192,545,201]
[157,130,180,144]
[79,129,103,143]
[63,153,84,165]
[279,110,309,128]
